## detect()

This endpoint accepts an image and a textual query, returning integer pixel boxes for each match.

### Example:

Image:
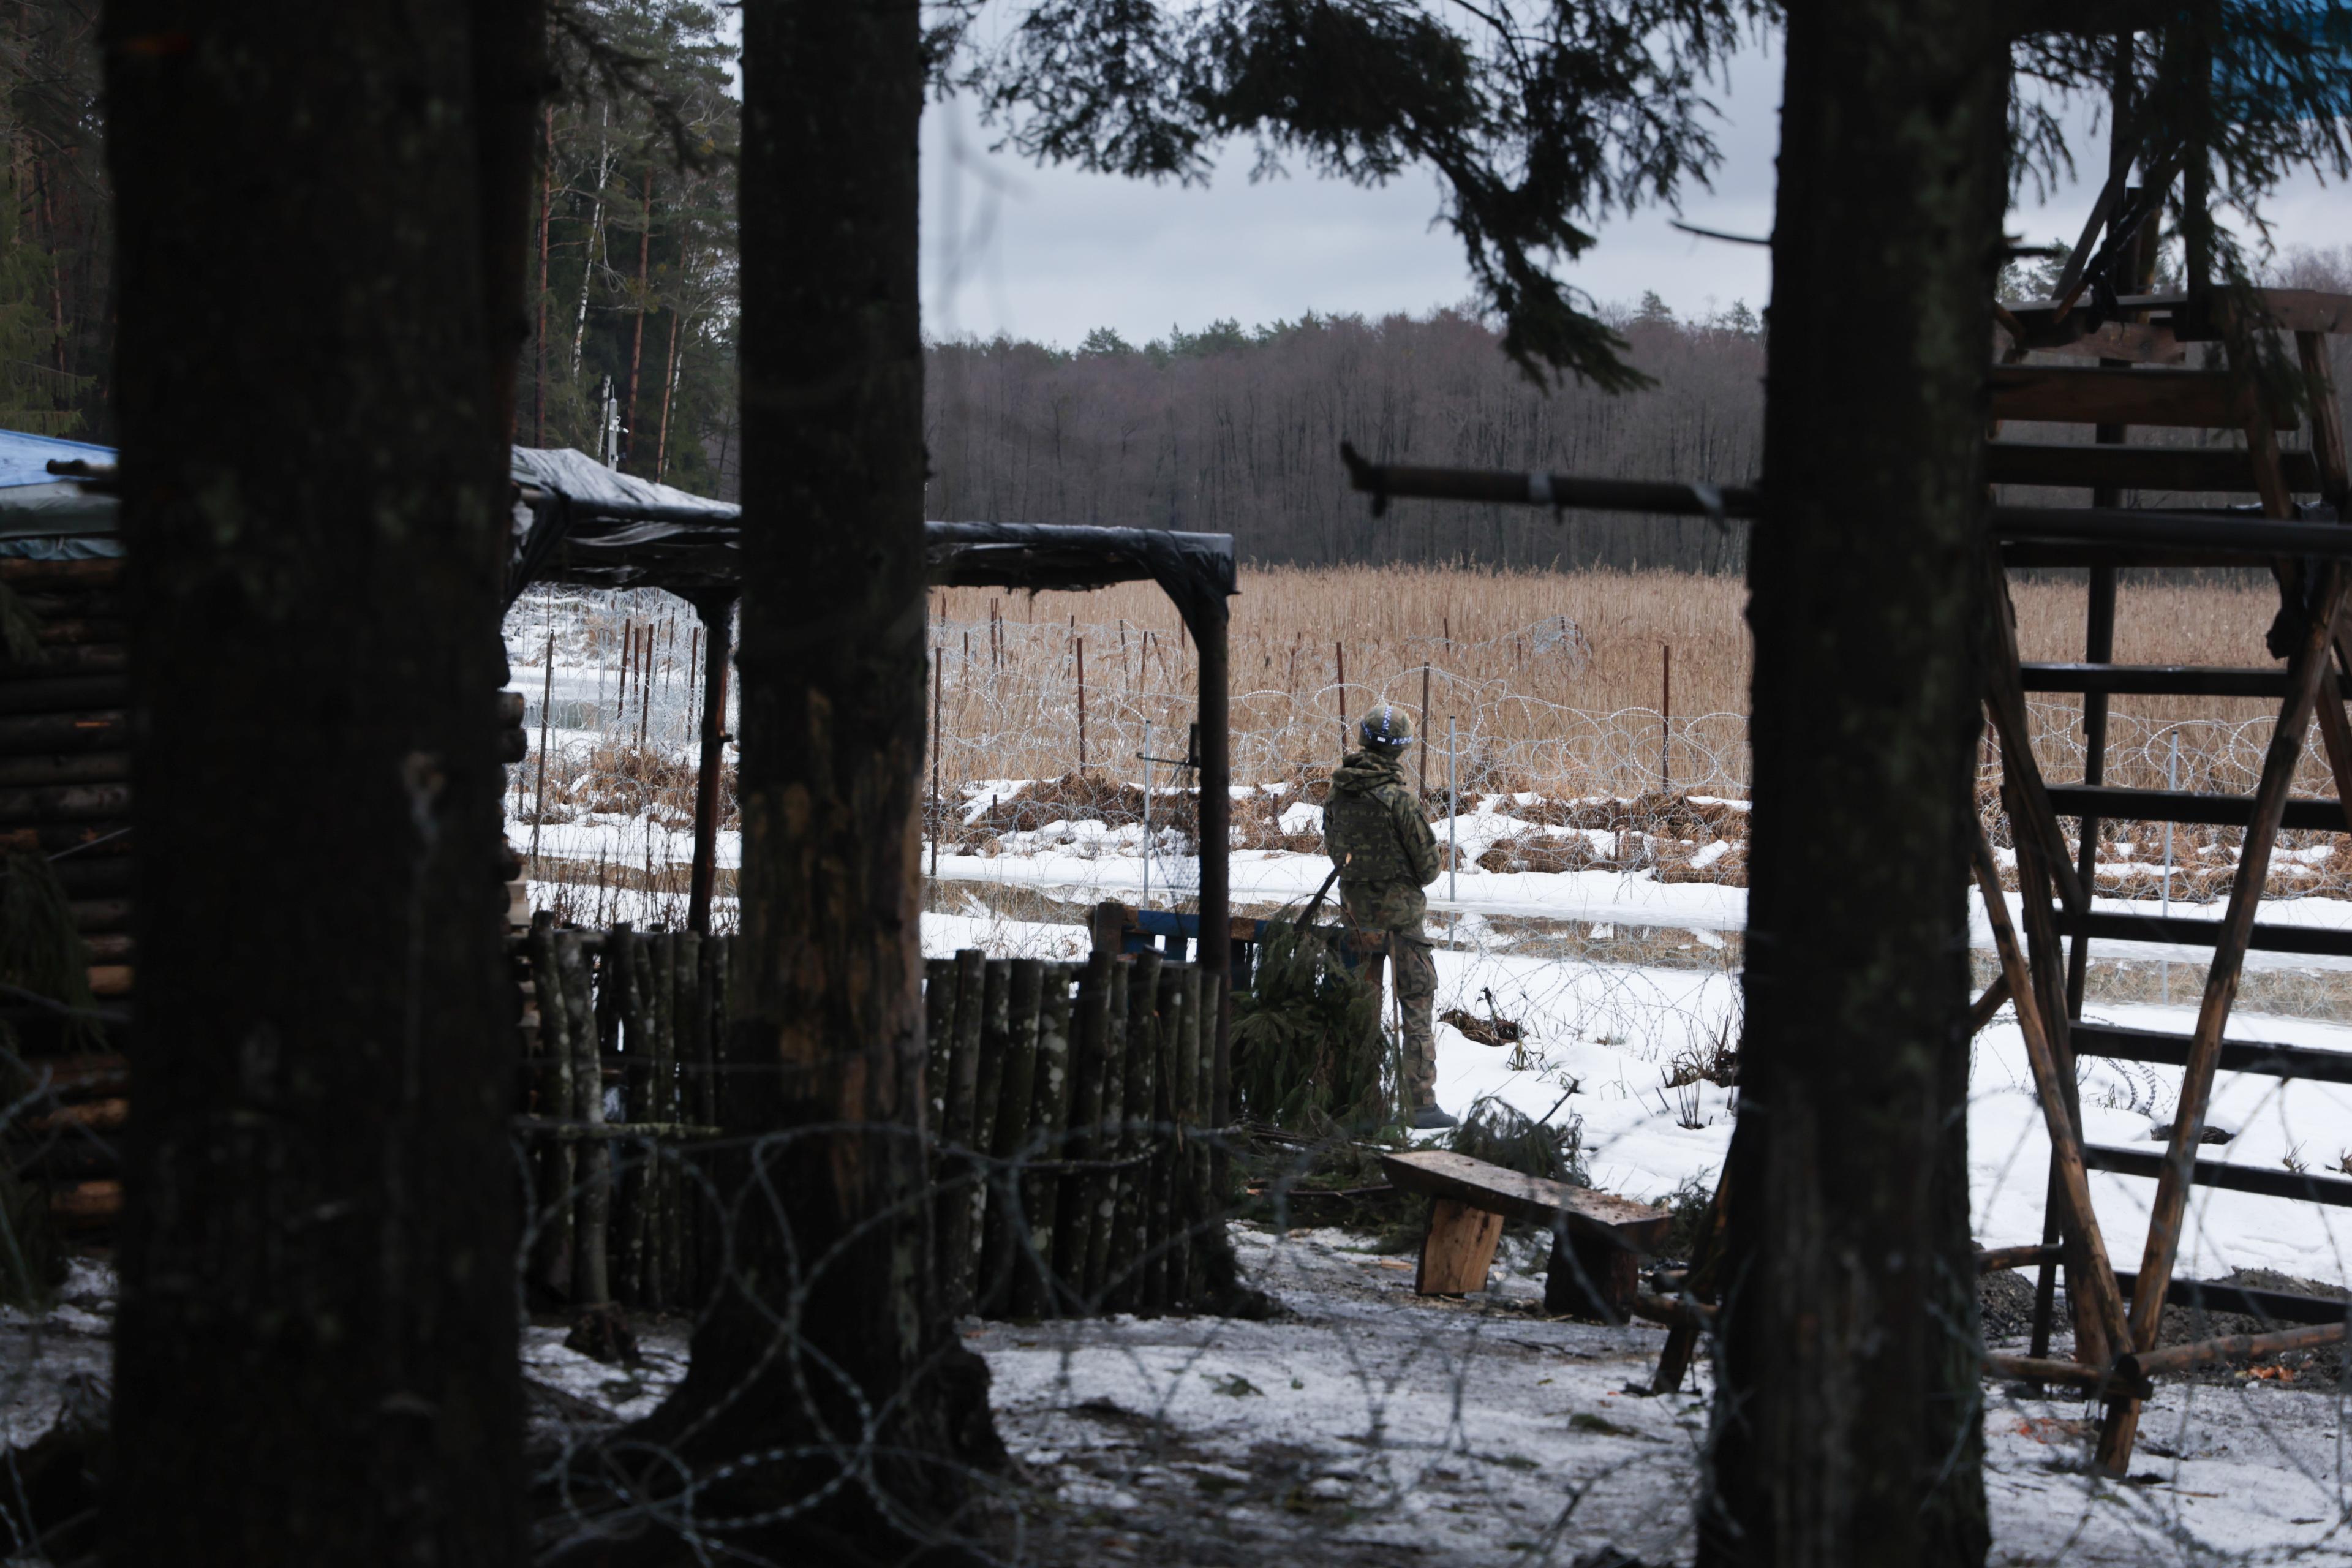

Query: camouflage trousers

[1341,878,1439,1109]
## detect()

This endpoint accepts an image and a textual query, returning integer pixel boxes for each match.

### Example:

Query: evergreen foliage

[1231,914,1397,1134]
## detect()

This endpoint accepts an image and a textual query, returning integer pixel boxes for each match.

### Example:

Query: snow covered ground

[921,904,2352,1293]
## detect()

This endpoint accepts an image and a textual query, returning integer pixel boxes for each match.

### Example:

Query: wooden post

[929,650,943,878]
[653,933,680,1308]
[937,948,987,1316]
[1076,635,1087,773]
[676,930,704,1303]
[530,626,554,880]
[1082,959,1131,1304]
[1335,640,1348,753]
[978,959,1044,1313]
[1013,965,1076,1317]
[687,592,734,935]
[1418,662,1431,797]
[1108,949,1163,1310]
[619,932,657,1306]
[1195,608,1232,1207]
[923,956,958,1139]
[1053,952,1114,1309]
[1144,963,1180,1310]
[967,960,1012,1292]
[1169,961,1204,1304]
[527,916,575,1299]
[557,932,609,1308]
[1660,643,1672,795]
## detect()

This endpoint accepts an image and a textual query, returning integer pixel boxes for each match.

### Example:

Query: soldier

[1322,702,1452,1130]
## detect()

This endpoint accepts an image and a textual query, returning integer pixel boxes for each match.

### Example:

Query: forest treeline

[924,299,1767,573]
[0,1,740,491]
[6,4,2346,575]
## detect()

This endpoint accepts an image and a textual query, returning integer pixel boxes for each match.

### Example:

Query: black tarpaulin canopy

[510,449,1240,1139]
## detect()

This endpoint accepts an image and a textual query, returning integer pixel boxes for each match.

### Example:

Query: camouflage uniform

[1322,747,1442,1109]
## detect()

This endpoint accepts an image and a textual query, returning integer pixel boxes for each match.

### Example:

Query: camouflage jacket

[1324,749,1439,932]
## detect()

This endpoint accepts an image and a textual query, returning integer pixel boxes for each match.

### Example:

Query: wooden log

[1977,1243,2064,1273]
[922,956,957,1136]
[69,897,129,934]
[937,949,987,1316]
[1650,1170,1729,1394]
[676,930,704,1304]
[650,932,679,1310]
[967,959,1011,1294]
[0,677,127,717]
[1630,1291,1716,1330]
[0,559,121,587]
[0,782,129,825]
[1014,965,1076,1317]
[0,710,126,753]
[976,959,1044,1315]
[86,965,131,999]
[1053,952,1114,1305]
[2119,1321,2347,1382]
[2101,565,2351,1475]
[1106,949,1160,1311]
[0,823,129,857]
[1964,973,2011,1036]
[48,1178,119,1230]
[0,754,126,789]
[1142,962,1182,1311]
[1417,1198,1503,1295]
[0,644,126,677]
[1080,957,1131,1305]
[1980,556,2086,915]
[564,930,611,1307]
[1983,1353,2147,1398]
[527,917,576,1302]
[26,1096,126,1134]
[614,930,654,1306]
[1547,1226,1641,1321]
[15,1053,126,1098]
[1169,962,1204,1305]
[31,620,126,647]
[1969,823,2133,1362]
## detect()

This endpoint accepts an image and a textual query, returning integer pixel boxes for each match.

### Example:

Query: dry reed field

[512,567,2352,909]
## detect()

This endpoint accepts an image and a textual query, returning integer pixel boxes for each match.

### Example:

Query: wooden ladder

[1983,286,2352,1474]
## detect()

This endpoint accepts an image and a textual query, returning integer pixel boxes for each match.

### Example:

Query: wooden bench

[1379,1148,1671,1320]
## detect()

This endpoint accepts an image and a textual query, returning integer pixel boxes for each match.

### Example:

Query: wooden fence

[515,927,1231,1321]
[925,947,1227,1318]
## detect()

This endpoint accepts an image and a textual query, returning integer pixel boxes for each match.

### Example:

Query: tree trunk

[580,1,1000,1559]
[100,1,537,1561]
[1698,6,2003,1566]
[622,170,652,472]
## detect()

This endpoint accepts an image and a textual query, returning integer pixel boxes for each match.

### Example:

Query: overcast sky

[918,33,2352,350]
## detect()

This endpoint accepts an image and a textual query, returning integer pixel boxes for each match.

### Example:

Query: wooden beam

[2057,908,2352,960]
[1987,440,2320,494]
[2084,1143,2352,1207]
[2043,783,2352,833]
[1990,366,2297,429]
[2119,1321,2346,1383]
[2099,564,2352,1474]
[1982,558,2088,914]
[2019,662,2351,698]
[2071,1021,2352,1083]
[1964,972,2011,1035]
[2301,331,2350,510]
[1968,821,2133,1359]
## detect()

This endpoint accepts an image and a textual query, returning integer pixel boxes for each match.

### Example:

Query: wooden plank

[1969,823,2133,1360]
[2084,1143,2352,1207]
[1977,1243,2064,1273]
[1416,1199,1503,1295]
[1982,559,2089,914]
[1990,366,2296,429]
[2101,563,2352,1474]
[2301,331,2350,507]
[1378,1148,1670,1250]
[2018,662,2347,698]
[1964,973,2011,1036]
[2043,784,2352,833]
[2057,909,2352,960]
[2116,1268,2352,1326]
[1987,440,2320,494]
[2072,1021,2352,1084]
